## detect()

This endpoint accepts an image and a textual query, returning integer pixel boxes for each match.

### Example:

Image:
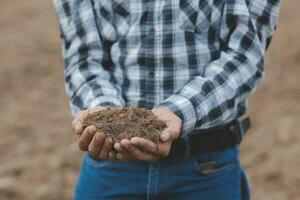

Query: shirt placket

[146,0,164,106]
[144,1,156,107]
[154,0,164,106]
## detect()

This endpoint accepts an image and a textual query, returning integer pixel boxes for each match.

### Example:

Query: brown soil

[82,108,166,143]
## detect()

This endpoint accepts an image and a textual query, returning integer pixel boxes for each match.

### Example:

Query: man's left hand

[114,107,182,162]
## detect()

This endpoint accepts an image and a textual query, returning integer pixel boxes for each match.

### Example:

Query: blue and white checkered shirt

[54,0,280,136]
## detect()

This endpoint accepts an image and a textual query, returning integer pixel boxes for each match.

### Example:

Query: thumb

[72,110,89,135]
[75,121,84,135]
[160,130,171,142]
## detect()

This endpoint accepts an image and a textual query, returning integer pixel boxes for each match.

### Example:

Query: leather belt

[165,117,251,160]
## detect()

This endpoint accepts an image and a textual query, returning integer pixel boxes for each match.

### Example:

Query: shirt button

[149,28,155,34]
[149,71,155,77]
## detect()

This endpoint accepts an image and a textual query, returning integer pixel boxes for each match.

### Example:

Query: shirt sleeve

[53,0,125,117]
[159,0,280,135]
[248,0,281,50]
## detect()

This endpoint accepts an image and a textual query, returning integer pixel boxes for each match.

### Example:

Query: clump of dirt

[82,108,167,143]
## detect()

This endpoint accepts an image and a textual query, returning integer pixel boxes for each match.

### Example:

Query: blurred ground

[0,0,299,199]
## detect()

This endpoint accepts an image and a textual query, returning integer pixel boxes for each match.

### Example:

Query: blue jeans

[74,147,250,200]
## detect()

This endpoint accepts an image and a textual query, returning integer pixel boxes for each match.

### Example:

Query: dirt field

[0,0,299,199]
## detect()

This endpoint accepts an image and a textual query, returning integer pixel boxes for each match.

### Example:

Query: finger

[99,137,113,160]
[156,141,172,157]
[78,126,96,151]
[72,110,89,134]
[88,132,105,158]
[162,125,180,141]
[166,120,181,139]
[116,153,129,162]
[132,137,171,157]
[114,141,132,160]
[125,140,159,162]
[109,151,118,161]
[75,123,84,136]
[130,137,158,154]
[114,142,125,154]
[160,131,172,142]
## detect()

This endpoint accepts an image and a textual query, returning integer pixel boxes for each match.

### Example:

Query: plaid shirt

[54,0,280,136]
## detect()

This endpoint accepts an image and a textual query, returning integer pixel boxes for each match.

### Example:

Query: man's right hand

[72,107,117,161]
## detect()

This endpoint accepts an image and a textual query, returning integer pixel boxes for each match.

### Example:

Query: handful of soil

[82,108,167,143]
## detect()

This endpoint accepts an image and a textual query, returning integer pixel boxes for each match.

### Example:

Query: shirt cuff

[159,95,197,136]
[89,96,124,109]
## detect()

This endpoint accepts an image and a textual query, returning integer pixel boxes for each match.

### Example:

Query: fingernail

[89,127,96,134]
[130,138,138,145]
[121,142,129,148]
[161,131,171,141]
[94,133,100,140]
[115,143,121,151]
[75,124,82,133]
[114,143,119,150]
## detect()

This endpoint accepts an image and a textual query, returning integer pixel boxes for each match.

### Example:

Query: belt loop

[237,119,244,142]
[185,136,191,158]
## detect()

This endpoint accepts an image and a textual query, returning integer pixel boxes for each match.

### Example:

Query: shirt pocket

[192,147,238,178]
[193,159,236,177]
[113,0,131,39]
[179,0,224,34]
[93,0,131,41]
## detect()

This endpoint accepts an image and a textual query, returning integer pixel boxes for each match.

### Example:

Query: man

[54,0,280,199]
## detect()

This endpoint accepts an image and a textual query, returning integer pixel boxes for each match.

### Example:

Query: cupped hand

[115,107,182,162]
[72,107,117,161]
